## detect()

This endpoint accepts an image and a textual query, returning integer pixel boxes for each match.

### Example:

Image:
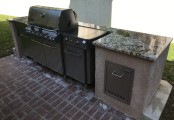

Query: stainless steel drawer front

[64,44,86,83]
[104,61,134,104]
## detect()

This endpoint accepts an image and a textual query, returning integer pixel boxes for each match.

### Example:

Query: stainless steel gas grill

[12,5,109,85]
[20,5,78,75]
[62,26,109,85]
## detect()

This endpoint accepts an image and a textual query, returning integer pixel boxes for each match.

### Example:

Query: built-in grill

[14,5,109,85]
[20,5,78,75]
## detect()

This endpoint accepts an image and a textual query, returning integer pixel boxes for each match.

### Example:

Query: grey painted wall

[69,0,113,27]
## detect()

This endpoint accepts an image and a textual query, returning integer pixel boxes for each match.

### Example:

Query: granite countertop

[11,16,28,24]
[92,28,173,61]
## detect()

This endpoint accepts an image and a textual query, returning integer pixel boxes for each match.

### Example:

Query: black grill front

[62,27,109,84]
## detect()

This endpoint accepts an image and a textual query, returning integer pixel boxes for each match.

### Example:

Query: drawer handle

[43,44,56,49]
[64,50,81,57]
[20,34,30,39]
[31,39,41,44]
[112,70,130,78]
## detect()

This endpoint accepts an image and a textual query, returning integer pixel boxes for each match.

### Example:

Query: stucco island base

[95,46,171,120]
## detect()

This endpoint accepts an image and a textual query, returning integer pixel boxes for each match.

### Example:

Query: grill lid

[28,5,78,32]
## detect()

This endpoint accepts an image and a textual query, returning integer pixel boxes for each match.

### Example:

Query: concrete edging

[143,80,172,120]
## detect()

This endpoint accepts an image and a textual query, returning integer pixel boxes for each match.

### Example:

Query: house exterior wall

[69,0,113,27]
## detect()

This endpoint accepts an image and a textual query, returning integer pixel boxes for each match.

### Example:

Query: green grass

[167,43,174,61]
[162,44,174,81]
[161,43,174,120]
[0,14,15,58]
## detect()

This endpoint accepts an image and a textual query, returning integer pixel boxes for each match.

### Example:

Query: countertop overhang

[91,26,172,61]
[93,31,172,61]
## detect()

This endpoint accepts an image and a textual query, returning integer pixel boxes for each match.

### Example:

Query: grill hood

[28,5,78,32]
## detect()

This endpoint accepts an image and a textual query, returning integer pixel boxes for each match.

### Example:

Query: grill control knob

[64,38,68,41]
[82,40,86,44]
[76,41,79,44]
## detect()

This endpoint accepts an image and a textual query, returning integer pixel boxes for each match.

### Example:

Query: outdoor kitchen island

[9,13,173,119]
[93,28,173,120]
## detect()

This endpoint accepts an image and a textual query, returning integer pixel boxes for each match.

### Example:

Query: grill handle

[64,50,81,57]
[112,70,130,78]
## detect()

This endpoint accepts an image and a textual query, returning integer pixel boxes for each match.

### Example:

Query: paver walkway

[0,55,135,120]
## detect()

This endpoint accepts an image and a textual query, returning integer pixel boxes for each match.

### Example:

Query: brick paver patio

[0,55,135,120]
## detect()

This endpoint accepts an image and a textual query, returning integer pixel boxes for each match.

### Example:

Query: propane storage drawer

[104,61,134,104]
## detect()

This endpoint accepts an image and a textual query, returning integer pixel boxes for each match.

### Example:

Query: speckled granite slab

[12,16,28,24]
[92,28,172,61]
